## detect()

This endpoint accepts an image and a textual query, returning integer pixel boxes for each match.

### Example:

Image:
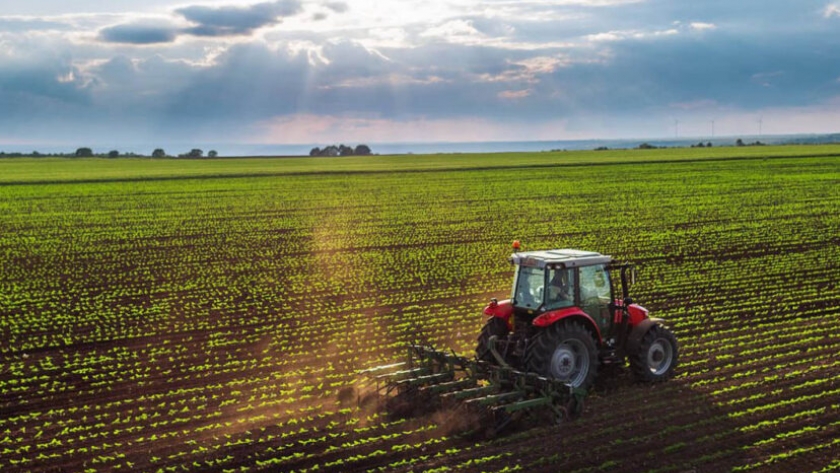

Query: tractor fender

[532,308,603,344]
[626,317,665,355]
[627,304,650,326]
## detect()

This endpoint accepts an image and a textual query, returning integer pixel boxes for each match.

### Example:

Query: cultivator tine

[419,378,477,395]
[394,371,454,387]
[374,367,431,381]
[359,361,407,374]
[464,390,523,406]
[441,384,497,401]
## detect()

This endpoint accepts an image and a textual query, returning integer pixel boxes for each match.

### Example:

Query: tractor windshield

[512,265,545,309]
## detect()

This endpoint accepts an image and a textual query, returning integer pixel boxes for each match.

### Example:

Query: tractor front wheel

[630,324,678,382]
[525,320,599,390]
[476,317,509,363]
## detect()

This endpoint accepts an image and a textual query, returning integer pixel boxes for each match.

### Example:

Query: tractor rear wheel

[630,324,678,382]
[476,317,509,362]
[525,320,599,390]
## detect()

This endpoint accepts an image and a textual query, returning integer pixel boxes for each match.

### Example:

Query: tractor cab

[510,249,620,335]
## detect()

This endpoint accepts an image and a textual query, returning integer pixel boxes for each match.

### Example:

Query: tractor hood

[483,299,513,320]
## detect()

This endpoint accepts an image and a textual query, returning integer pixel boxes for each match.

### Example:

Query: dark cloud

[89,55,199,106]
[99,23,179,44]
[154,40,537,124]
[641,0,828,31]
[95,55,138,82]
[176,0,302,36]
[156,40,521,124]
[544,30,840,114]
[98,0,304,44]
[163,43,312,120]
[323,2,348,13]
[0,53,92,137]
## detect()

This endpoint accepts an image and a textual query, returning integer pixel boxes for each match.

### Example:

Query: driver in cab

[547,269,574,308]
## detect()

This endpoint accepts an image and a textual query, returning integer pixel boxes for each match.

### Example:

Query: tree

[108,150,120,158]
[736,139,745,147]
[75,147,93,157]
[208,150,218,158]
[310,144,372,157]
[187,149,203,158]
[152,148,166,158]
[338,144,354,156]
[707,142,713,147]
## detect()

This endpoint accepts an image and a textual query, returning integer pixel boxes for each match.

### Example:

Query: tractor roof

[510,248,613,269]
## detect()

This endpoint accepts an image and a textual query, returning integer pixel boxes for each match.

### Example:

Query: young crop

[0,149,837,472]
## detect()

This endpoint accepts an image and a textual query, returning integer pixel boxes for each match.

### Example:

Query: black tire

[524,320,599,390]
[630,324,678,383]
[476,317,509,362]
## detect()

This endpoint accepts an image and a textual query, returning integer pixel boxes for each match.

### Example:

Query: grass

[1,144,840,184]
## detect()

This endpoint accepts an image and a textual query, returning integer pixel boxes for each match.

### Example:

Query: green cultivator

[363,344,586,436]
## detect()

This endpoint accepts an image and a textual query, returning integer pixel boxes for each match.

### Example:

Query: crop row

[0,153,837,472]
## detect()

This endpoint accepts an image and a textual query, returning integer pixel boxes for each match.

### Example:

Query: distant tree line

[0,148,219,158]
[174,149,218,158]
[309,144,372,157]
[1,145,375,158]
[0,149,139,158]
[0,138,786,159]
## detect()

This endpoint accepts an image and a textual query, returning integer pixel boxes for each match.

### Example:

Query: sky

[2,0,840,152]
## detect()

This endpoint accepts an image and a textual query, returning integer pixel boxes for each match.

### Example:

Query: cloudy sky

[2,0,840,151]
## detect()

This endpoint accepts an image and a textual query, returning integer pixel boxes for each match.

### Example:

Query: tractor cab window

[513,265,545,309]
[546,268,575,310]
[580,265,611,302]
[580,264,612,331]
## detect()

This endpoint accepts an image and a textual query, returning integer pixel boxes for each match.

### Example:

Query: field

[1,146,839,473]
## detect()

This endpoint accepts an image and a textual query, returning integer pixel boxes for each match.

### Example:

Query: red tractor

[479,245,678,389]
[365,245,678,433]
